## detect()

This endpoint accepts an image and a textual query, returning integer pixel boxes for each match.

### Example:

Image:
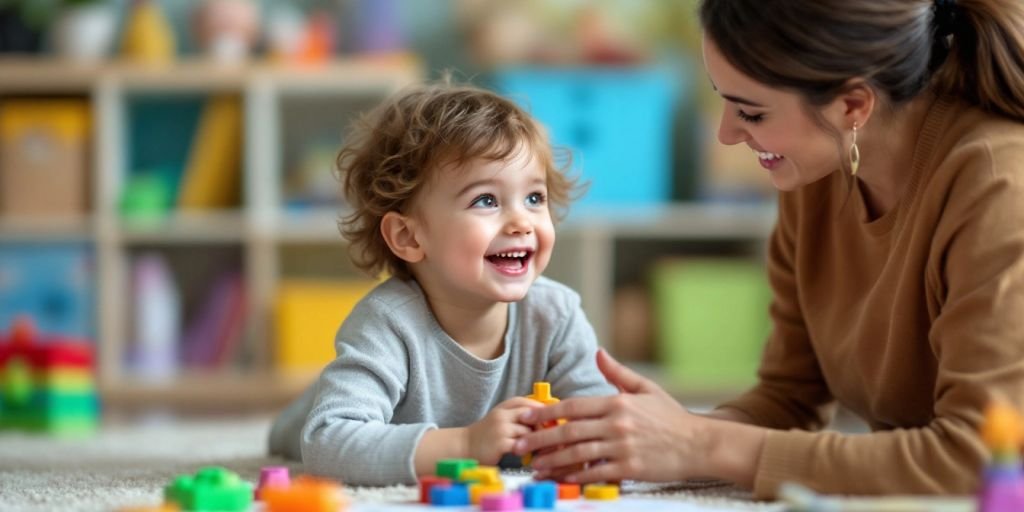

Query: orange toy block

[261,476,348,512]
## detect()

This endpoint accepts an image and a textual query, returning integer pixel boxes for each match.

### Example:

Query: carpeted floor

[0,416,777,511]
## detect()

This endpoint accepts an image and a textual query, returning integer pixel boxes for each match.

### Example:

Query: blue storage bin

[494,67,680,211]
[0,244,95,340]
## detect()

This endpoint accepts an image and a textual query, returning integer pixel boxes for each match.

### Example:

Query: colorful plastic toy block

[979,403,1024,512]
[0,317,98,435]
[429,483,470,506]
[557,483,580,500]
[583,483,619,500]
[469,482,506,505]
[523,382,567,465]
[260,475,347,512]
[522,481,557,509]
[418,475,452,504]
[255,466,291,500]
[481,491,523,511]
[460,466,501,485]
[164,466,253,512]
[436,458,478,480]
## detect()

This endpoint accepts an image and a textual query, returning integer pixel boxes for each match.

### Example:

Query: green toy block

[436,459,478,480]
[2,357,32,406]
[165,466,253,511]
[652,258,771,392]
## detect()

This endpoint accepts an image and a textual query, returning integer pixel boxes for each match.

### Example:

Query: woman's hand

[465,397,544,464]
[512,349,719,484]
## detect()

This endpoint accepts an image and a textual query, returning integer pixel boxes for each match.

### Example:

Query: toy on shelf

[121,0,176,63]
[0,317,98,435]
[978,402,1024,512]
[164,466,252,512]
[260,475,347,512]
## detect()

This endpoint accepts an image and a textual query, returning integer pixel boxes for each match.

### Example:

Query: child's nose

[504,211,533,235]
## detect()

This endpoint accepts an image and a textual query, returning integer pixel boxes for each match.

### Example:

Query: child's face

[409,144,555,306]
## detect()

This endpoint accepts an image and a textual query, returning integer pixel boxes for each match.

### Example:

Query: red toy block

[418,475,451,503]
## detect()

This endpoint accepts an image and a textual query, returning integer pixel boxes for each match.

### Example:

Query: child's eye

[525,192,546,207]
[470,194,497,208]
[737,109,764,123]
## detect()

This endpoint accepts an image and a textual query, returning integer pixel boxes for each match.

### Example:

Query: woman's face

[702,34,846,191]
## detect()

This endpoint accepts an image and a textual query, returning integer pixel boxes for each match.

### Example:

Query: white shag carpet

[0,416,777,511]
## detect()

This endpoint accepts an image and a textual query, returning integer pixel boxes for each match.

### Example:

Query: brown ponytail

[931,0,1024,121]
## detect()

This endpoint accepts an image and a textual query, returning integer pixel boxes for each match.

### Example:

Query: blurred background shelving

[0,0,778,414]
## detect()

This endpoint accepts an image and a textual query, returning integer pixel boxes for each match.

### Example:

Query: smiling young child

[267,81,615,485]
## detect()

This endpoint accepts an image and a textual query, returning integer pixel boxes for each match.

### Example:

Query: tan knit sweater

[719,95,1024,498]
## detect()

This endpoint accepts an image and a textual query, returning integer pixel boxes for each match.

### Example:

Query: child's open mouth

[485,249,534,276]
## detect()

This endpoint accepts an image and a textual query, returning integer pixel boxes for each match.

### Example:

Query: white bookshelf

[0,57,422,410]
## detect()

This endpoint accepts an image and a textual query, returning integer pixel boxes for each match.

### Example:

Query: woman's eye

[470,194,497,208]
[526,192,546,207]
[737,109,764,123]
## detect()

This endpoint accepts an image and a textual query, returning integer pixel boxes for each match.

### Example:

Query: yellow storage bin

[274,279,378,373]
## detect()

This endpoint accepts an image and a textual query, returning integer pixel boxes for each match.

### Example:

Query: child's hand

[466,397,544,464]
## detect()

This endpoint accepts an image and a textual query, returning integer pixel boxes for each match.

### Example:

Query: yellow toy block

[523,382,566,465]
[468,483,504,504]
[583,484,619,500]
[459,466,500,486]
[526,382,559,405]
[274,279,379,372]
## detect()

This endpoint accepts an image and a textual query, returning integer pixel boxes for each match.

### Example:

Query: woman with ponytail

[513,0,1024,498]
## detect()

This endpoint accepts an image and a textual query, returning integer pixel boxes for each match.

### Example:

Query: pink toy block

[255,466,291,500]
[480,491,523,511]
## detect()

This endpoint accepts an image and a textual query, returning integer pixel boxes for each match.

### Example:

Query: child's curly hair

[337,80,580,281]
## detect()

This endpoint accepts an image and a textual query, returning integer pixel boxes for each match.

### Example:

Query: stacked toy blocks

[0,317,98,434]
[979,403,1024,512]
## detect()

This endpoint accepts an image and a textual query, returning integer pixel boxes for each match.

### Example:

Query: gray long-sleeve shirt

[267,276,615,485]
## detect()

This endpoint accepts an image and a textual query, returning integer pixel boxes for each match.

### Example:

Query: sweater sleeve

[750,142,1024,498]
[716,195,835,430]
[545,291,618,398]
[300,299,433,485]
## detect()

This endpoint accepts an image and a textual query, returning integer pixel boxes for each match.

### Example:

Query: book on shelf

[180,271,246,369]
[177,95,242,211]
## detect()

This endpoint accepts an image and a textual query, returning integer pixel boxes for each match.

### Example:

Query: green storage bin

[652,258,771,391]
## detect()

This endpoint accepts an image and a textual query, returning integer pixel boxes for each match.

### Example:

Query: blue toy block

[523,481,557,509]
[429,483,470,507]
[494,67,681,211]
[0,244,94,339]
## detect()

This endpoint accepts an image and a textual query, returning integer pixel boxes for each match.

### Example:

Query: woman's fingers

[514,418,604,455]
[518,395,610,427]
[597,348,656,394]
[529,439,614,474]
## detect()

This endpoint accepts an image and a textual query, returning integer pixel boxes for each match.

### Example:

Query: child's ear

[380,211,424,263]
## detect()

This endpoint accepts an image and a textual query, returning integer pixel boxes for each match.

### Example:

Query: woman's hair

[699,0,1024,122]
[337,80,577,280]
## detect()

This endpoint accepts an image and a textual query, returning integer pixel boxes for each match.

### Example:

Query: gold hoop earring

[849,123,861,177]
